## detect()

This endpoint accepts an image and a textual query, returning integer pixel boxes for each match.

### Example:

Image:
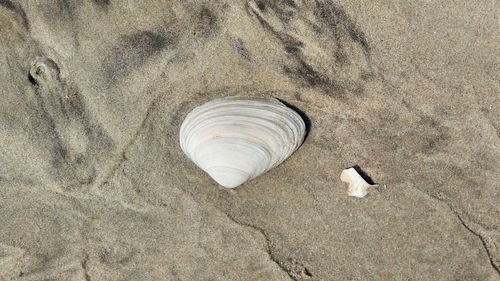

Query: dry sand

[0,0,499,280]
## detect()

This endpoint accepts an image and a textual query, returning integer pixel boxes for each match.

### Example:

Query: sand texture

[0,0,499,280]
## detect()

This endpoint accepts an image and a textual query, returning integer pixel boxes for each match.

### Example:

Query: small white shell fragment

[180,96,306,188]
[340,167,375,198]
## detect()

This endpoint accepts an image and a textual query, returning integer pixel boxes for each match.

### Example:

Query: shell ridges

[179,97,306,188]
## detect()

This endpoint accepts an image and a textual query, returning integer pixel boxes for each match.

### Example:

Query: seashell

[180,97,306,188]
[340,167,376,198]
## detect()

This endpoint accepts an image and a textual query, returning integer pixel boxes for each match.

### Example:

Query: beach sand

[0,0,499,280]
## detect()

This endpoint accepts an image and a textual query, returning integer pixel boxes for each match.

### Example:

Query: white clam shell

[180,97,306,188]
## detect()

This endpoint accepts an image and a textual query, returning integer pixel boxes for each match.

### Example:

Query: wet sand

[0,1,499,280]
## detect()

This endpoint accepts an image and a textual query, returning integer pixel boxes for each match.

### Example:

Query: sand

[0,0,499,280]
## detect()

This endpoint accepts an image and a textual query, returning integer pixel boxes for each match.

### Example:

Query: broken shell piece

[179,96,306,188]
[340,167,376,198]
